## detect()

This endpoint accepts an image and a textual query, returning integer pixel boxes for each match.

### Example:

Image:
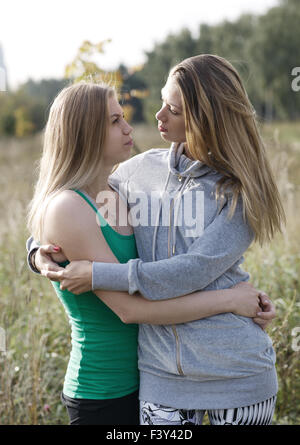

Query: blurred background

[0,0,299,425]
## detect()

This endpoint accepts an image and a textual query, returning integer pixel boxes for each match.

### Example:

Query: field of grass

[0,122,299,425]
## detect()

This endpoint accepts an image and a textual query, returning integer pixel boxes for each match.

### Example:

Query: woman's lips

[158,125,168,132]
[124,139,134,146]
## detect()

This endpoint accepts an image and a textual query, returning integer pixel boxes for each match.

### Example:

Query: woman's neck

[81,165,113,201]
[182,143,194,160]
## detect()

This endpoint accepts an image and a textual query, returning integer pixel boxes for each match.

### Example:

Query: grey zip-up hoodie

[27,143,277,409]
[92,143,277,409]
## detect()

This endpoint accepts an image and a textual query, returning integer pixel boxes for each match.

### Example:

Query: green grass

[261,120,300,145]
[0,123,299,424]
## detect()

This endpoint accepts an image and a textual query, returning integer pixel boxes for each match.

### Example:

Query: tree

[64,40,148,126]
[249,0,300,120]
[22,78,69,110]
[139,1,300,123]
[118,64,148,123]
[139,29,198,123]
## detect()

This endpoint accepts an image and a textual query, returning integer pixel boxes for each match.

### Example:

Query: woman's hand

[41,260,93,294]
[34,244,64,273]
[230,282,276,330]
[230,282,261,317]
[254,292,276,330]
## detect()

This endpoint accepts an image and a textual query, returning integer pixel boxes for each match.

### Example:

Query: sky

[0,0,278,89]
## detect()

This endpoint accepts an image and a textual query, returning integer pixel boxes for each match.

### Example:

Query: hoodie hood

[168,143,213,178]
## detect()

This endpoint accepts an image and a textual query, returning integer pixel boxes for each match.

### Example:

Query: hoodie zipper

[168,193,185,377]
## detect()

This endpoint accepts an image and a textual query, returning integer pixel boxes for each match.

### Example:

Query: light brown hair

[27,81,115,240]
[170,54,285,245]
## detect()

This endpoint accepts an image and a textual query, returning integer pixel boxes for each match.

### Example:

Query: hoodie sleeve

[26,236,41,274]
[92,195,255,300]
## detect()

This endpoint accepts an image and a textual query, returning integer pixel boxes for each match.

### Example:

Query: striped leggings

[140,395,277,425]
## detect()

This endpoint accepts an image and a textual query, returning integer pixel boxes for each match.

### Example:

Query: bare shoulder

[45,190,89,225]
[47,189,85,212]
[42,190,118,263]
[43,190,93,245]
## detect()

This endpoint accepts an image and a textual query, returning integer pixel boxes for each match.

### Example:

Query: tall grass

[0,123,299,424]
[0,135,70,424]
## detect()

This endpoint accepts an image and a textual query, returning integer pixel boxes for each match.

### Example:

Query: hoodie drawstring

[152,171,192,261]
[152,171,171,261]
[171,173,192,255]
[152,142,207,261]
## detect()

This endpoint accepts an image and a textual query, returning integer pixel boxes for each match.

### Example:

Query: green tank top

[51,189,139,400]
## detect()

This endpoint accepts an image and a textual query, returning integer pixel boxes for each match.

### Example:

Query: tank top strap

[72,188,110,230]
[71,188,136,263]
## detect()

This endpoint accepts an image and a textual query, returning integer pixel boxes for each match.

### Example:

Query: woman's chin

[160,133,172,142]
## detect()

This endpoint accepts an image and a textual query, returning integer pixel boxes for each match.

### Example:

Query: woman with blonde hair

[27,79,271,425]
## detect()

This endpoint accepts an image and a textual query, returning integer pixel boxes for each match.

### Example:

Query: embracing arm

[26,236,40,274]
[33,163,252,300]
[94,283,261,325]
[91,194,254,300]
[41,191,263,326]
[26,236,64,274]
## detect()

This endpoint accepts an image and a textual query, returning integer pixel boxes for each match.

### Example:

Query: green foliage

[244,239,300,424]
[250,0,300,120]
[64,39,114,83]
[196,15,266,116]
[64,40,148,125]
[0,135,70,424]
[22,78,69,111]
[118,64,148,123]
[0,79,68,138]
[138,2,300,123]
[139,28,198,122]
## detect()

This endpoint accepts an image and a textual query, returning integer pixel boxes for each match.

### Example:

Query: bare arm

[93,283,261,325]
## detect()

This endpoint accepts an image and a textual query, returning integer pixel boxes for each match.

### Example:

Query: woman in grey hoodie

[28,55,284,425]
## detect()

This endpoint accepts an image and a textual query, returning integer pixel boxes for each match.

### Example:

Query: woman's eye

[113,114,125,124]
[161,100,179,115]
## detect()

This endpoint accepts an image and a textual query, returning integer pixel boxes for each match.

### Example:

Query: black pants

[61,390,139,425]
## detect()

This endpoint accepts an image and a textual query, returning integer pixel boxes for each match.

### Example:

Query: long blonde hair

[170,54,285,245]
[27,81,115,241]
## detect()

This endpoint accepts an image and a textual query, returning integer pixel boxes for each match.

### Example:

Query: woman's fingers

[40,271,81,293]
[60,281,82,294]
[257,293,276,319]
[41,269,65,281]
[40,263,64,272]
[256,310,275,320]
[39,244,61,254]
[253,317,267,330]
[35,244,62,273]
[258,291,271,305]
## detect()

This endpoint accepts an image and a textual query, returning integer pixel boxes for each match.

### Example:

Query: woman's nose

[156,106,166,122]
[123,121,133,134]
